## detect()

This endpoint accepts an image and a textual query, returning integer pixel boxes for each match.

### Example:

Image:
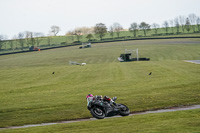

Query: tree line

[94,13,200,40]
[0,13,200,51]
[66,13,200,41]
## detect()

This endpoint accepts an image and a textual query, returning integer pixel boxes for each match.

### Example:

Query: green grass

[1,109,200,133]
[0,38,200,128]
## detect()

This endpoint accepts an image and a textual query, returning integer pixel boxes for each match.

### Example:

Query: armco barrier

[90,36,200,44]
[0,44,81,56]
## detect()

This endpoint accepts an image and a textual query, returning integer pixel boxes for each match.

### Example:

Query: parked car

[29,46,39,51]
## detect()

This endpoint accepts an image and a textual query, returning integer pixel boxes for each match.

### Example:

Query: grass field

[1,109,200,133]
[0,38,200,129]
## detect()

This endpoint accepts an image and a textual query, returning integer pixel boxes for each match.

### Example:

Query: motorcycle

[87,95,130,119]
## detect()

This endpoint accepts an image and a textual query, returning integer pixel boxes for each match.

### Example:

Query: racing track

[184,60,200,64]
[0,104,200,130]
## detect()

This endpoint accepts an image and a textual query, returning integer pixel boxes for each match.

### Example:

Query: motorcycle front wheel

[90,107,105,119]
[118,104,130,116]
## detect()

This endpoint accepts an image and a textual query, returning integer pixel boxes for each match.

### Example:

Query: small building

[118,48,150,62]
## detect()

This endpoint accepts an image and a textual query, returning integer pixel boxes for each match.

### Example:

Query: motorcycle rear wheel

[90,107,105,119]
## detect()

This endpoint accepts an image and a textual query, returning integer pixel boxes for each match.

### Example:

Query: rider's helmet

[86,94,93,99]
[103,96,111,101]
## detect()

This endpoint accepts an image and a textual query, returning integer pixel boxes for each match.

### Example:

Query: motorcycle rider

[103,95,111,102]
[86,94,110,101]
[86,94,94,106]
[86,94,115,107]
[103,95,117,107]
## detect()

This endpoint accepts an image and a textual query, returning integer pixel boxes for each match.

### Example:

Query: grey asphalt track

[185,60,200,64]
[1,105,200,130]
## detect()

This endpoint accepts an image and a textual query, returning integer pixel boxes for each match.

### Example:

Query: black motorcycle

[87,96,130,119]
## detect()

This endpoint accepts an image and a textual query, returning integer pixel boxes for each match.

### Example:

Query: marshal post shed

[118,48,150,62]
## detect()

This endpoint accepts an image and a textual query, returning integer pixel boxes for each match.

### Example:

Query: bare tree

[174,18,180,34]
[74,30,82,42]
[113,22,123,38]
[109,26,114,38]
[185,17,191,33]
[188,13,197,32]
[169,20,174,33]
[196,16,200,32]
[24,31,31,47]
[94,23,107,40]
[13,35,18,49]
[47,36,52,46]
[30,32,35,46]
[9,38,15,50]
[17,32,25,50]
[34,32,44,46]
[0,35,3,40]
[151,23,160,34]
[179,16,186,33]
[139,22,151,36]
[0,35,8,50]
[163,21,169,34]
[74,27,94,35]
[66,31,73,36]
[4,35,8,49]
[129,22,138,37]
[0,35,4,50]
[66,31,75,42]
[51,25,60,36]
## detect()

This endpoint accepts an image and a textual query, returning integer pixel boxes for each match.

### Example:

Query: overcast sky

[0,0,200,39]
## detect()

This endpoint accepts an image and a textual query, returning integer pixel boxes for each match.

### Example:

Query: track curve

[1,105,200,130]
